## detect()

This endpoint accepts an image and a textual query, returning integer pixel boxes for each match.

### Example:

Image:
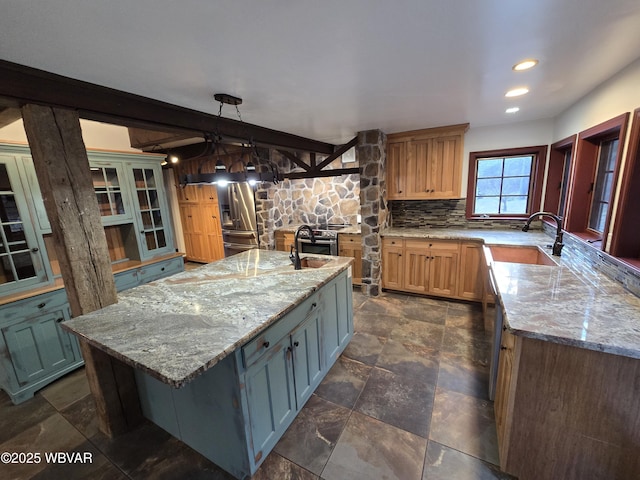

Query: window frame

[543,135,575,221]
[563,113,628,246]
[465,145,547,220]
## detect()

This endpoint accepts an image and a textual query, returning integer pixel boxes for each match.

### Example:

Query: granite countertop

[62,250,352,388]
[382,227,640,359]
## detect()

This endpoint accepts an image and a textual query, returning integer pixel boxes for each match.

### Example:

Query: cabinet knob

[31,247,39,253]
[293,341,299,347]
[311,302,317,308]
[502,325,507,331]
[56,317,64,323]
[263,341,270,349]
[500,345,508,350]
[37,302,46,309]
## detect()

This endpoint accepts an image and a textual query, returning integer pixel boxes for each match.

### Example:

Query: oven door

[297,238,337,256]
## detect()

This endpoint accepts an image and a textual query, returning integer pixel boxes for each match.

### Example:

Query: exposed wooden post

[21,104,142,436]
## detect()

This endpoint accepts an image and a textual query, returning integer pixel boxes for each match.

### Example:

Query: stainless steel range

[296,225,344,256]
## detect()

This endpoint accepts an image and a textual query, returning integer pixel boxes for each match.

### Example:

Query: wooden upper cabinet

[386,124,468,200]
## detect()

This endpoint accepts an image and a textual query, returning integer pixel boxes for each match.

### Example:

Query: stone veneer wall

[390,199,527,229]
[255,150,360,249]
[358,130,388,296]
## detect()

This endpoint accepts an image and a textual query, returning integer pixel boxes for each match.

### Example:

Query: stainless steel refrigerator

[217,182,260,256]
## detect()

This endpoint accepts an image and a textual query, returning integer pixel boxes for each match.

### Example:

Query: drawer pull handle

[500,345,508,350]
[56,317,64,323]
[311,302,317,308]
[263,341,270,349]
[293,341,299,347]
[37,302,46,309]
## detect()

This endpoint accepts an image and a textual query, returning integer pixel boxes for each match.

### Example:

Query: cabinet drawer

[114,269,140,292]
[138,257,184,284]
[382,237,404,248]
[339,234,361,244]
[241,294,320,368]
[0,290,68,326]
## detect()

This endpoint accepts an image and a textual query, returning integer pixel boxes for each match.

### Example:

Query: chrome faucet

[290,225,316,270]
[522,211,564,256]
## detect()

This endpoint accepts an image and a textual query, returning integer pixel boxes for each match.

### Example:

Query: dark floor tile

[342,332,386,365]
[60,393,100,439]
[274,395,351,475]
[254,452,318,480]
[355,367,435,438]
[0,413,87,479]
[437,352,490,400]
[390,318,444,350]
[429,387,499,465]
[376,339,439,382]
[358,293,409,318]
[441,326,491,366]
[38,367,91,411]
[322,411,426,480]
[90,420,230,479]
[353,311,405,338]
[446,306,485,332]
[401,300,448,325]
[423,441,515,480]
[0,390,57,444]
[314,356,371,409]
[30,440,128,480]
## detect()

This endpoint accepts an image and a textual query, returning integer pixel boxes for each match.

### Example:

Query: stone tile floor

[0,289,516,479]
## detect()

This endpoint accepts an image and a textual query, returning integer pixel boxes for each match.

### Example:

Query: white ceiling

[2,0,640,145]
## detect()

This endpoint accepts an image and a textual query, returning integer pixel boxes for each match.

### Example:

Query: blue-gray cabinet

[135,269,353,479]
[0,143,182,404]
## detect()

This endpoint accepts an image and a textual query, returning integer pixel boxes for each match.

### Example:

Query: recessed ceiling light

[506,107,520,114]
[513,59,538,71]
[505,87,529,97]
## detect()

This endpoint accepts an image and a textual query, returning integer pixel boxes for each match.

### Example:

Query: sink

[488,245,557,266]
[299,257,331,268]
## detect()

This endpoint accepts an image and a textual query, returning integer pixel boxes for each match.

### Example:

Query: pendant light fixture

[181,94,280,186]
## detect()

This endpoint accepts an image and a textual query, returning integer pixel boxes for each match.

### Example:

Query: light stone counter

[63,250,352,388]
[382,227,640,359]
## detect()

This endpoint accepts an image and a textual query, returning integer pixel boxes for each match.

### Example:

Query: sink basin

[489,245,557,266]
[299,257,331,268]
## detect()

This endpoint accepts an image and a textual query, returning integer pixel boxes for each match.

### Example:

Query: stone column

[357,129,388,296]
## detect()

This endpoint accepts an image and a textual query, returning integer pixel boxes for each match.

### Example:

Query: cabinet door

[0,156,50,295]
[2,309,76,386]
[429,135,462,198]
[382,239,404,290]
[129,164,174,259]
[495,329,517,467]
[428,242,460,296]
[338,234,362,285]
[245,337,296,457]
[89,161,133,225]
[407,139,432,199]
[404,240,429,293]
[458,242,483,300]
[386,141,407,199]
[291,309,323,409]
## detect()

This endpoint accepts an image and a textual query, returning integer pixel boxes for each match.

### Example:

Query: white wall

[460,118,555,198]
[0,118,141,152]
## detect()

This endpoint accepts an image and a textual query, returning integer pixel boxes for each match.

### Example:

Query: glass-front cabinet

[0,155,49,295]
[0,143,181,404]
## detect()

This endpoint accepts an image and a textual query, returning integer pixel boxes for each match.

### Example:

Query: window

[588,138,618,233]
[466,146,547,219]
[543,135,575,220]
[563,113,628,245]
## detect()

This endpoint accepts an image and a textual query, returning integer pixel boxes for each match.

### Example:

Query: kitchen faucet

[290,225,316,270]
[522,211,564,256]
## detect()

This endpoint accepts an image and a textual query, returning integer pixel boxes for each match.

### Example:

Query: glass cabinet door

[131,165,173,258]
[90,162,132,225]
[0,157,49,294]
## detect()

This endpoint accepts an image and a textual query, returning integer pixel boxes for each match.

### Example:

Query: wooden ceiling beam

[0,59,335,154]
[283,167,360,179]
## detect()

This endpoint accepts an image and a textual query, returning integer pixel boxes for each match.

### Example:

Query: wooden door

[403,240,429,294]
[382,238,404,290]
[428,242,459,296]
[407,139,432,199]
[458,242,484,300]
[429,135,461,198]
[386,141,407,199]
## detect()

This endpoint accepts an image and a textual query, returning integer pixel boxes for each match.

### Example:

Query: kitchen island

[63,250,354,479]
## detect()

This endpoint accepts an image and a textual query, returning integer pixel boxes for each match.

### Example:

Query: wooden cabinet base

[497,335,640,479]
